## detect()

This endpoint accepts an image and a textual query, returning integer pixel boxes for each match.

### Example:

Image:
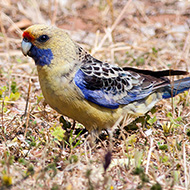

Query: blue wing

[74,55,188,109]
[74,56,167,109]
[74,69,120,109]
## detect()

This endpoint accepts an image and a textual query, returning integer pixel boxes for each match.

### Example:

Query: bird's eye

[37,35,49,42]
[23,37,30,42]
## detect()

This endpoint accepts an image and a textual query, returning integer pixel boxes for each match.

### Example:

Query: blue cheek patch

[29,45,53,66]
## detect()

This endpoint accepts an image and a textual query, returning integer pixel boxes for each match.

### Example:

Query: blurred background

[1,0,190,65]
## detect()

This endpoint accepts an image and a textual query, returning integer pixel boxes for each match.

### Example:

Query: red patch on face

[22,31,35,41]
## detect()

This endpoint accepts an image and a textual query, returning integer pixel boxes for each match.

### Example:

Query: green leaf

[51,125,65,141]
[37,94,44,104]
[9,92,20,101]
[147,116,157,125]
[11,81,18,93]
[150,182,162,190]
[152,47,158,54]
[134,151,143,168]
[159,144,168,151]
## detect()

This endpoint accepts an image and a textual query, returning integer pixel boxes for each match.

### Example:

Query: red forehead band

[22,31,35,41]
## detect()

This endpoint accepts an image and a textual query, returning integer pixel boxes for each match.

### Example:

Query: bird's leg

[71,120,76,130]
[41,100,49,121]
[89,129,101,148]
[84,129,108,149]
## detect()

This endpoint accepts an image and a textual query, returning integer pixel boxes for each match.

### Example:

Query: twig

[183,124,188,189]
[157,164,177,182]
[24,100,31,139]
[24,78,32,116]
[24,78,32,139]
[94,30,100,51]
[11,74,38,79]
[145,137,154,174]
[51,0,58,25]
[138,124,150,144]
[176,31,190,71]
[0,100,26,105]
[1,98,7,142]
[0,11,22,36]
[106,0,115,42]
[106,0,114,26]
[0,11,9,48]
[91,0,133,55]
[0,51,23,57]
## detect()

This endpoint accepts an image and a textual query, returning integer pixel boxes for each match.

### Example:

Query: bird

[21,24,190,133]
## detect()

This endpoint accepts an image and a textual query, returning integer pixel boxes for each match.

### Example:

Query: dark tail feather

[162,77,190,99]
[123,67,189,78]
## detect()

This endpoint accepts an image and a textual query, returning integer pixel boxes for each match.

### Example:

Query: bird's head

[21,24,77,66]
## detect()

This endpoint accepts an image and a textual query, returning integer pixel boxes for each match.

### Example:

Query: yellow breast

[37,64,123,132]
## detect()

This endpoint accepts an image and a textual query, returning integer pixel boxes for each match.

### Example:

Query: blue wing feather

[74,69,153,109]
[74,69,120,109]
[74,54,189,109]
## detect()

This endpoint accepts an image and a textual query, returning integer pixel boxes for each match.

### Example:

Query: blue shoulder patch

[74,69,119,109]
[29,45,53,66]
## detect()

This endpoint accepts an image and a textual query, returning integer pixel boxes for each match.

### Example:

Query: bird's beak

[21,38,32,56]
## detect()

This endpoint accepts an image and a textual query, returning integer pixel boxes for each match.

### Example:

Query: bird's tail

[162,77,190,99]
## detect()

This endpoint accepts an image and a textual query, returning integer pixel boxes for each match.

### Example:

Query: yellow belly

[42,84,123,131]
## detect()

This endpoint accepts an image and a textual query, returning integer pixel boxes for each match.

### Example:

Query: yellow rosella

[21,24,190,132]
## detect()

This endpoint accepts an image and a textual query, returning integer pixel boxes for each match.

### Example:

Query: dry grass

[0,0,190,189]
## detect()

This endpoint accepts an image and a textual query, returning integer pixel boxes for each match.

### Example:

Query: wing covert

[74,56,161,109]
